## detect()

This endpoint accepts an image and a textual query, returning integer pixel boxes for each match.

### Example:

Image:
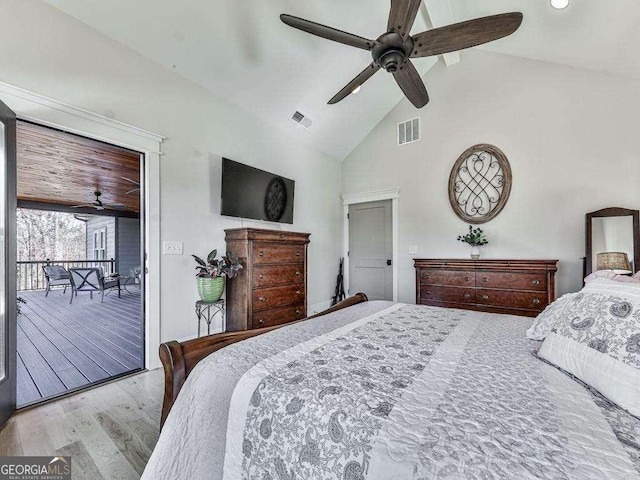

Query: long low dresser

[414,259,558,317]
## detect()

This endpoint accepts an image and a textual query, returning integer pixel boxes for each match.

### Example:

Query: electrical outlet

[408,245,418,255]
[163,241,183,255]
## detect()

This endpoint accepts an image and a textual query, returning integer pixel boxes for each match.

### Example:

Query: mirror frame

[586,207,640,276]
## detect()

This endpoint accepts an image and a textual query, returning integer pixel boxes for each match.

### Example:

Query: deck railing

[17,259,116,292]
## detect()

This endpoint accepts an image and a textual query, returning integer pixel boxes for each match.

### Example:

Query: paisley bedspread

[142,302,640,480]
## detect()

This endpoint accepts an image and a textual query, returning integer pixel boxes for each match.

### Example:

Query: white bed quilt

[143,302,640,480]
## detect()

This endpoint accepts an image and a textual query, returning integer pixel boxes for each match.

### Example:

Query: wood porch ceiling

[17,121,141,213]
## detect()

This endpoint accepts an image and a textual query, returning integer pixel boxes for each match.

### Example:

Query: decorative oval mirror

[448,144,512,224]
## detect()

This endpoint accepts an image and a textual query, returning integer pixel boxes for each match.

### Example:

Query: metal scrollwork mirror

[448,144,512,224]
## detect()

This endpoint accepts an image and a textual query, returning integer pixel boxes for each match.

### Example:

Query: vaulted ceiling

[42,0,640,160]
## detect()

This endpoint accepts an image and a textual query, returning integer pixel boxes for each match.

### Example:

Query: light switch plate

[163,241,183,255]
[408,245,418,255]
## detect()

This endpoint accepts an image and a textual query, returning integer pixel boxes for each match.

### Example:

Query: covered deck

[17,287,143,407]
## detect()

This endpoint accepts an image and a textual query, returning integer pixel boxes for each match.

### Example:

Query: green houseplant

[457,225,489,260]
[192,249,243,302]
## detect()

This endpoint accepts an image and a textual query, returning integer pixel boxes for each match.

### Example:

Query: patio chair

[68,267,121,304]
[42,265,72,297]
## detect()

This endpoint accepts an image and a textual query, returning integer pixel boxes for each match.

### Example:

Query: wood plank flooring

[17,288,143,407]
[0,368,163,480]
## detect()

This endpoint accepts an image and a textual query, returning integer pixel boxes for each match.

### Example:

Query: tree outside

[17,208,87,261]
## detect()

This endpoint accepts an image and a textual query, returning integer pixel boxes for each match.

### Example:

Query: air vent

[291,110,312,129]
[398,117,420,146]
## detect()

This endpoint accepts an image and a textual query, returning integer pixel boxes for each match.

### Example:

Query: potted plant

[192,249,243,302]
[457,225,488,260]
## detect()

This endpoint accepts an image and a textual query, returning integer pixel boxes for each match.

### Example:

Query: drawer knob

[295,271,301,276]
[532,280,540,285]
[463,293,471,299]
[259,296,266,302]
[296,309,302,315]
[296,251,301,257]
[259,274,264,279]
[482,295,489,300]
[259,251,264,257]
[258,319,265,326]
[533,298,541,305]
[280,234,285,239]
[426,290,431,295]
[424,274,430,279]
[482,278,489,283]
[465,276,470,281]
[296,290,302,295]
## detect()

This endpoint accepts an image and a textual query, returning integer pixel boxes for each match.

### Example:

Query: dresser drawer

[419,269,475,287]
[252,243,305,265]
[420,285,476,304]
[252,303,306,328]
[475,271,547,291]
[476,289,547,311]
[253,265,304,288]
[253,284,305,311]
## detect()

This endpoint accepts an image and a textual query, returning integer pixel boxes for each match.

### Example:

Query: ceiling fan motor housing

[372,32,414,72]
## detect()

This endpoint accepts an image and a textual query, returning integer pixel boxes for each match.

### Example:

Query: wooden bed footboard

[159,293,369,428]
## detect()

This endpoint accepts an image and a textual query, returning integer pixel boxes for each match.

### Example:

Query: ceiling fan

[122,176,140,195]
[280,1,523,108]
[71,191,131,211]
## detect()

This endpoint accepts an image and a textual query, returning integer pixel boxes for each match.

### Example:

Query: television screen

[221,158,295,224]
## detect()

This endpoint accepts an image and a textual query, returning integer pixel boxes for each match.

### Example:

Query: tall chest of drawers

[225,228,310,331]
[414,259,558,317]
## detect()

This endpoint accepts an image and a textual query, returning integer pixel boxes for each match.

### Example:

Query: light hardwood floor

[0,368,163,479]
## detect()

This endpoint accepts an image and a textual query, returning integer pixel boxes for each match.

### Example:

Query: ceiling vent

[291,111,312,129]
[398,117,420,146]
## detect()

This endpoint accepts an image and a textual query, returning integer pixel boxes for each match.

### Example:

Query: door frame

[0,81,164,370]
[341,188,399,302]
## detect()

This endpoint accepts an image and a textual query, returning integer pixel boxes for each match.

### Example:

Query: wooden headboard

[158,293,369,428]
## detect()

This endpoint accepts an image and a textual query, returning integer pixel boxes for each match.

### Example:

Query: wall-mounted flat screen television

[221,158,295,224]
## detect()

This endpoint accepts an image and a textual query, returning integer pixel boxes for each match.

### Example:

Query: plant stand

[195,299,226,337]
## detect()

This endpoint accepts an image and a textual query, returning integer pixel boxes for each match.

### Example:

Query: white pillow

[537,280,640,416]
[526,293,579,340]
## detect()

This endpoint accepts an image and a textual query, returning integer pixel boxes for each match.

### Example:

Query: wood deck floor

[17,288,143,407]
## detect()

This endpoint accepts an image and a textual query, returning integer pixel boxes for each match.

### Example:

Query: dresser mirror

[586,207,640,276]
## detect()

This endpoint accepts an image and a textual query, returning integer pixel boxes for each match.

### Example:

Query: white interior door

[348,200,392,301]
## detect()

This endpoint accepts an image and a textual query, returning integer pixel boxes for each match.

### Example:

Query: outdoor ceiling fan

[122,176,140,195]
[280,1,523,108]
[71,191,131,211]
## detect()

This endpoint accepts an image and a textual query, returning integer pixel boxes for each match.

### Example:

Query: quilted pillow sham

[526,292,579,340]
[537,279,640,416]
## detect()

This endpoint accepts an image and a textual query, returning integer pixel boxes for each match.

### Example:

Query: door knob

[387,259,392,266]
[258,319,265,326]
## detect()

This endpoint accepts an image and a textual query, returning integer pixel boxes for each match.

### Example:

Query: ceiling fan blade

[280,14,377,51]
[125,188,140,195]
[411,12,523,58]
[387,0,422,41]
[71,204,95,209]
[121,176,140,186]
[393,60,429,108]
[328,63,382,105]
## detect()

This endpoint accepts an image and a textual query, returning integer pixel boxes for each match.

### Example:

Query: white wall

[0,0,342,342]
[343,50,640,302]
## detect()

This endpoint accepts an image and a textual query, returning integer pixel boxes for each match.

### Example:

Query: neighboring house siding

[117,217,141,276]
[86,216,115,262]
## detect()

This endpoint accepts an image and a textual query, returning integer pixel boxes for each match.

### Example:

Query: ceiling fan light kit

[281,1,523,108]
[550,0,570,10]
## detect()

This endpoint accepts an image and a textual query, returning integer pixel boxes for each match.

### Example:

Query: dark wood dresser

[414,259,558,317]
[225,228,310,331]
